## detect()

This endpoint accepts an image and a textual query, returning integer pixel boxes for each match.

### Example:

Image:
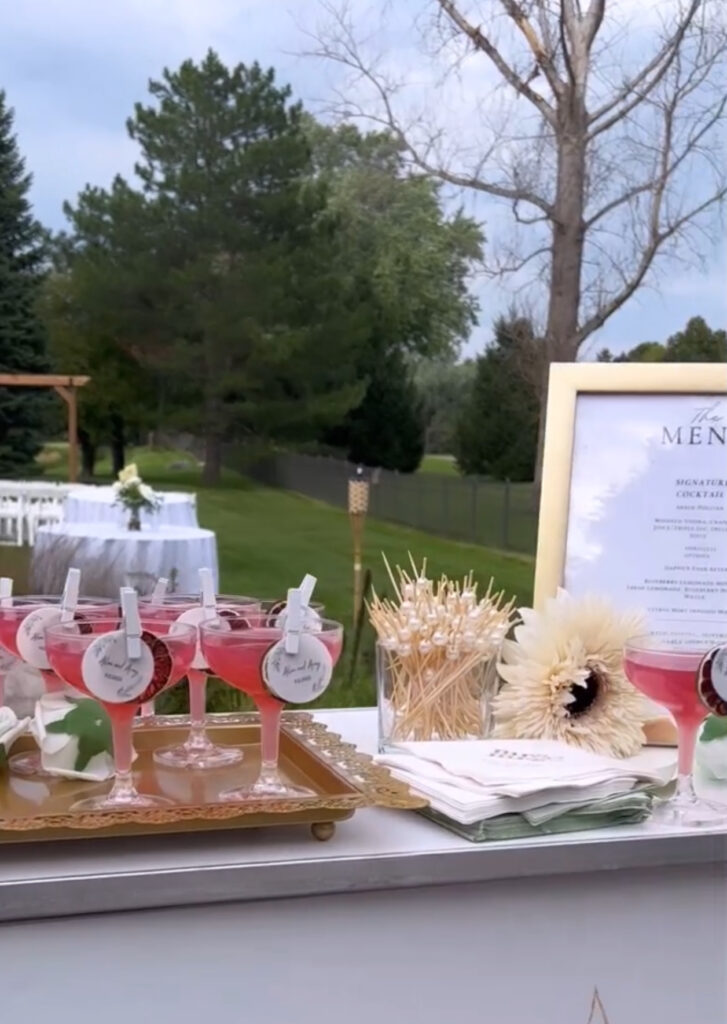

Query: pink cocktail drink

[624,638,726,827]
[200,618,344,799]
[138,594,260,768]
[46,617,196,810]
[0,597,116,778]
[624,649,707,776]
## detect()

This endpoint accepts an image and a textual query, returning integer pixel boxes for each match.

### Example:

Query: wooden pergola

[0,374,90,482]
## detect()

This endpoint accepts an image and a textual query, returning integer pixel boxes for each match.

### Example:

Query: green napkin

[422,790,654,842]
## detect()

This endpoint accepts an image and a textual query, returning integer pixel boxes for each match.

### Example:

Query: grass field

[3,445,534,708]
[419,454,459,476]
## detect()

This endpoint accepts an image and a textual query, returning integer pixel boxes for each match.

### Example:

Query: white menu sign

[564,393,727,649]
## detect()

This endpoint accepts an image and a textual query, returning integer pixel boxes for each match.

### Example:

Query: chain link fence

[244,451,537,554]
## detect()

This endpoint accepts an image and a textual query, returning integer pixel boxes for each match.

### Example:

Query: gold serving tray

[0,712,425,843]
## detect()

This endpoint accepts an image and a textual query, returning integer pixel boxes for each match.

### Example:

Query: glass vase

[376,640,500,752]
[127,507,141,531]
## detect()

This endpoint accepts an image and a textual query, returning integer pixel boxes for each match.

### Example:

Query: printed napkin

[377,738,676,825]
[32,693,118,782]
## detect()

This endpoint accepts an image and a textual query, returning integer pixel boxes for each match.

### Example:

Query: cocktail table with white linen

[65,485,198,528]
[29,522,218,597]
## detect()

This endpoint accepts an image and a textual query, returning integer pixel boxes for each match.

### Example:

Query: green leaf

[46,699,113,771]
[700,715,727,743]
[0,744,7,774]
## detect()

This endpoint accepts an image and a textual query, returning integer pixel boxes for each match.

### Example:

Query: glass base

[154,739,244,771]
[8,751,56,780]
[649,773,727,829]
[70,791,173,812]
[220,767,316,802]
[651,794,727,828]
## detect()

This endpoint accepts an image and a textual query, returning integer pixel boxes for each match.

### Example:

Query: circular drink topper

[697,645,727,716]
[16,606,62,669]
[262,633,333,705]
[82,630,157,704]
[173,607,212,670]
[136,631,173,703]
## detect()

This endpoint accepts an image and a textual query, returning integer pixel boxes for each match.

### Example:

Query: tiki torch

[348,465,370,620]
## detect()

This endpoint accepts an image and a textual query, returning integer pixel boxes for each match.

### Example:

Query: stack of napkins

[377,739,676,841]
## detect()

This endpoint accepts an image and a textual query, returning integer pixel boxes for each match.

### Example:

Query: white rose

[118,463,139,485]
[139,483,154,501]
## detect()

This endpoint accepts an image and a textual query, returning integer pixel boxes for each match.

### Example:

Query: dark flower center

[567,669,601,717]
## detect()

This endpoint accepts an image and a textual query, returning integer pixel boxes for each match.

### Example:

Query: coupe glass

[624,637,727,827]
[199,615,343,800]
[139,594,260,769]
[0,596,116,777]
[45,617,196,810]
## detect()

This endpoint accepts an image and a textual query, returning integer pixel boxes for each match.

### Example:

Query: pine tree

[0,90,48,476]
[454,315,539,482]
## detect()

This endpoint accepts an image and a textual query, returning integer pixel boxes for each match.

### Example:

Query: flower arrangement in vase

[113,463,161,531]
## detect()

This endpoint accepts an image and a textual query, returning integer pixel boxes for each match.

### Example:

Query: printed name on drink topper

[697,645,727,716]
[16,606,63,670]
[262,631,333,704]
[81,630,155,703]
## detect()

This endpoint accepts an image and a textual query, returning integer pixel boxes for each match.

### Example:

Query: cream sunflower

[493,590,646,758]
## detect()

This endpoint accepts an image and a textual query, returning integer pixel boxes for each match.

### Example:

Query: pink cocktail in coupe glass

[623,637,727,827]
[200,616,343,800]
[45,617,196,810]
[0,596,116,777]
[139,594,260,769]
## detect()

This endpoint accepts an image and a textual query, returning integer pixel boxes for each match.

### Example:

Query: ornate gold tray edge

[0,712,425,837]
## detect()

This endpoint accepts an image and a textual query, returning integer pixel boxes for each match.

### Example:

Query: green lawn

[419,454,459,476]
[4,444,533,708]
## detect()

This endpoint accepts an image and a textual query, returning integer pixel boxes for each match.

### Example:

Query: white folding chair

[26,495,64,546]
[0,494,24,546]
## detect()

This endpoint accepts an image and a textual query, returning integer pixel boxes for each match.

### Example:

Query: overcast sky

[2,0,724,357]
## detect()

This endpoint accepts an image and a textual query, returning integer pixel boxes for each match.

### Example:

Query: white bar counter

[1,709,727,1023]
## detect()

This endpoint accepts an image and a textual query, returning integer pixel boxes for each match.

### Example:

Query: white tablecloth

[30,523,218,598]
[64,486,198,528]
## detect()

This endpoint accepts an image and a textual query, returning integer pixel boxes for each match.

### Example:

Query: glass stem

[258,702,283,783]
[677,721,699,776]
[186,669,210,750]
[108,706,139,803]
[41,669,65,695]
[675,772,698,804]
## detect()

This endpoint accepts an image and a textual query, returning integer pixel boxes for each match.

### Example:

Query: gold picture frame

[534,361,727,609]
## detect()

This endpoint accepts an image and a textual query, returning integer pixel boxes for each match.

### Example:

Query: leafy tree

[663,316,726,362]
[40,267,156,477]
[454,315,539,481]
[56,53,366,484]
[345,351,425,472]
[0,91,49,476]
[415,358,476,454]
[311,123,481,468]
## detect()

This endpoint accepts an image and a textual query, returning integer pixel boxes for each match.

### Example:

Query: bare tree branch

[588,0,702,137]
[436,0,557,122]
[577,189,727,343]
[498,0,565,97]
